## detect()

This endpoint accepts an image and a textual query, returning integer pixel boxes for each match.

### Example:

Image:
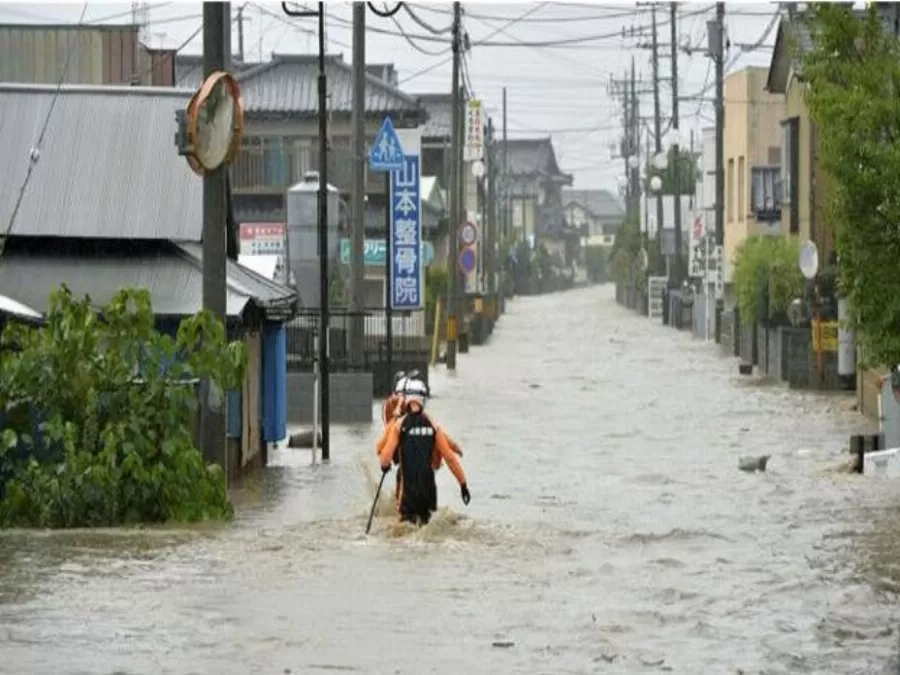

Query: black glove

[460,483,471,505]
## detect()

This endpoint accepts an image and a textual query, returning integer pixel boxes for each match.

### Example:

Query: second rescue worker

[376,376,471,525]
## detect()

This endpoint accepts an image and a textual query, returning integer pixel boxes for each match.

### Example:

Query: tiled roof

[501,137,572,183]
[418,93,453,138]
[562,189,624,221]
[0,83,201,241]
[234,54,426,123]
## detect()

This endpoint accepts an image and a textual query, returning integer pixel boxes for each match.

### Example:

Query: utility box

[286,172,340,308]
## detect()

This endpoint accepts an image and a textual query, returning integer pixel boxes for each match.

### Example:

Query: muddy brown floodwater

[2,285,900,674]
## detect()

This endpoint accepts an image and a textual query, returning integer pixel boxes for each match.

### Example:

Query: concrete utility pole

[621,67,631,217]
[446,0,462,371]
[200,1,229,472]
[629,57,641,224]
[712,3,725,250]
[486,117,495,293]
[236,4,245,63]
[712,1,726,342]
[670,2,683,286]
[650,4,664,257]
[502,86,508,240]
[349,2,366,365]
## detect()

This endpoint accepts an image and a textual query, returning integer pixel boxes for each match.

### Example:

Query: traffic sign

[369,116,405,172]
[458,246,476,275]
[459,221,478,246]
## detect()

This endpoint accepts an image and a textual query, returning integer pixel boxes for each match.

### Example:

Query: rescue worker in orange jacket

[376,376,471,525]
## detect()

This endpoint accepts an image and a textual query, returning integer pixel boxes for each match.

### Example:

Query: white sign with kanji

[464,99,484,162]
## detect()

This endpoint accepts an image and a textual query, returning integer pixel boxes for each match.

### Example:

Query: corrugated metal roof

[562,189,624,221]
[0,243,296,319]
[175,242,295,309]
[233,54,427,122]
[0,293,42,320]
[0,82,202,241]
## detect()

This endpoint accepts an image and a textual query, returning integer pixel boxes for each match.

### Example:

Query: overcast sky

[0,1,778,194]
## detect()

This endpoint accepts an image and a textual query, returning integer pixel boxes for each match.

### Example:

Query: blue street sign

[390,155,423,311]
[369,116,405,172]
[458,246,476,275]
[339,238,434,267]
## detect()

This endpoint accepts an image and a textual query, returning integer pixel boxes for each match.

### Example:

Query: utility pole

[446,0,462,371]
[502,87,508,240]
[200,1,228,472]
[486,117,495,294]
[349,2,365,365]
[712,3,725,249]
[712,2,726,342]
[670,2,683,286]
[236,4,245,63]
[629,57,641,225]
[650,4,664,262]
[621,67,631,218]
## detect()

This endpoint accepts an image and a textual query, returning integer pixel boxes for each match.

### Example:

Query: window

[751,167,781,221]
[727,158,734,223]
[737,156,745,223]
[780,117,800,233]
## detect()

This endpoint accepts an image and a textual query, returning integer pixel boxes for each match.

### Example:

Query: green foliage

[733,235,804,326]
[0,285,245,528]
[424,265,449,335]
[799,4,900,365]
[645,146,700,195]
[583,245,608,283]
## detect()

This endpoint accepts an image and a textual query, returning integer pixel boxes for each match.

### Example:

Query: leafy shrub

[0,285,246,528]
[733,235,804,325]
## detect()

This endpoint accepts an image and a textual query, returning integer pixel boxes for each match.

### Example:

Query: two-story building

[176,52,430,299]
[503,137,575,263]
[723,66,784,287]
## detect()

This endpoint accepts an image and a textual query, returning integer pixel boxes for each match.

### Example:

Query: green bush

[733,235,804,325]
[0,285,246,528]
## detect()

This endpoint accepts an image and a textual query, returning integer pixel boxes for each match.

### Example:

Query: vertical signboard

[688,213,706,279]
[390,155,424,310]
[464,99,484,162]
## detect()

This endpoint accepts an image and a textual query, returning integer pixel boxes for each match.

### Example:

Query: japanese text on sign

[390,155,424,310]
[464,99,484,162]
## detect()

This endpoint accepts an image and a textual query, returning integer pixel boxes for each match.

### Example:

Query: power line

[1,2,90,256]
[402,3,452,34]
[397,3,549,85]
[390,12,445,55]
[411,3,643,24]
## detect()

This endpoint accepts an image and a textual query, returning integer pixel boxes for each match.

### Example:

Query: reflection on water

[1,285,899,674]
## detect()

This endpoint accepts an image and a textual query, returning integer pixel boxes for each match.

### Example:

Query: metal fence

[285,308,427,373]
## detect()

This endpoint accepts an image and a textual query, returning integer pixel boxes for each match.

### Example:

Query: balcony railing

[751,166,781,222]
[231,135,389,195]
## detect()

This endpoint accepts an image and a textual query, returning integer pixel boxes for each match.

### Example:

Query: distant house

[502,137,575,262]
[175,53,428,224]
[0,83,297,475]
[562,188,625,247]
[0,23,179,86]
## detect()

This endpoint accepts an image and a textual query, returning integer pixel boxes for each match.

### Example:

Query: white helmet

[401,376,429,408]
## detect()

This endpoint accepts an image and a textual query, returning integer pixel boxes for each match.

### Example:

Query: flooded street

[2,285,900,674]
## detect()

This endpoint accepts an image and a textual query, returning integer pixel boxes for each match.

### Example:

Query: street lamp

[652,152,668,171]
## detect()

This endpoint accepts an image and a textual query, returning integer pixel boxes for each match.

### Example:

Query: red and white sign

[240,223,285,256]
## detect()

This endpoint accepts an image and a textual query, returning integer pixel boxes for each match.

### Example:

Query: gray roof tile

[562,188,625,220]
[230,54,426,122]
[0,243,295,318]
[502,137,570,180]
[0,83,202,241]
[419,93,453,138]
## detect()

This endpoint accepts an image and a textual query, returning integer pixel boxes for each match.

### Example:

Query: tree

[0,286,246,527]
[645,145,700,195]
[799,4,900,366]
